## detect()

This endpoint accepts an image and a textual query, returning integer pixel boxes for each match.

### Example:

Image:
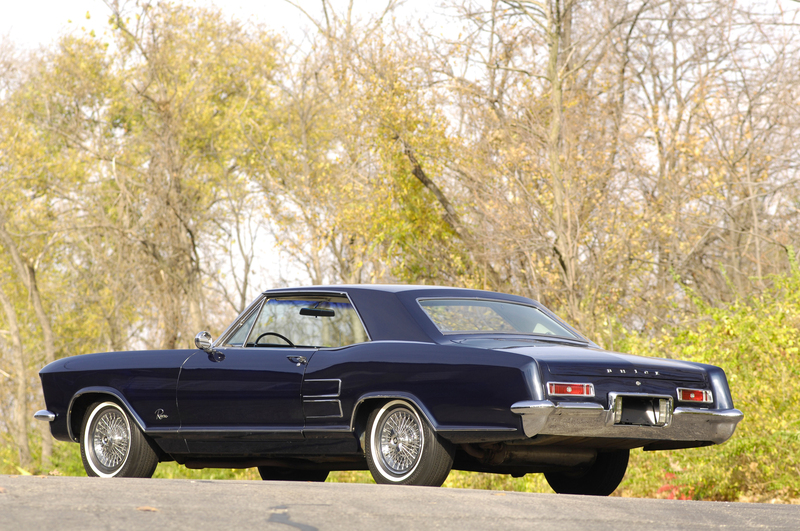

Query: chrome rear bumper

[511,400,743,444]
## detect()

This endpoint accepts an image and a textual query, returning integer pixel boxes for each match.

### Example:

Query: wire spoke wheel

[378,408,422,474]
[366,400,454,486]
[80,400,159,478]
[91,408,131,469]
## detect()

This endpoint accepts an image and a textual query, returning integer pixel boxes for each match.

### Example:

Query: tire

[80,401,159,478]
[544,449,629,496]
[257,467,329,482]
[365,400,454,486]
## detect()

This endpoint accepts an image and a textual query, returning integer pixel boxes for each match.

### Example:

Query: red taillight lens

[548,382,595,397]
[676,388,713,403]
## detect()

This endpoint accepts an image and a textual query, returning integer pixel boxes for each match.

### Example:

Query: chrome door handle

[287,355,308,366]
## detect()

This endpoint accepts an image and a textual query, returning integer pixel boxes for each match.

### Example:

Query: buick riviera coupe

[35,285,742,495]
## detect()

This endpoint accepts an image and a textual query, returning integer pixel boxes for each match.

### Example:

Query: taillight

[548,382,595,397]
[676,388,713,403]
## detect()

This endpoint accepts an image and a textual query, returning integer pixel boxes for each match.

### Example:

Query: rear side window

[419,299,577,339]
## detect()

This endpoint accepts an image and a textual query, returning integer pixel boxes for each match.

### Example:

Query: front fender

[67,387,147,441]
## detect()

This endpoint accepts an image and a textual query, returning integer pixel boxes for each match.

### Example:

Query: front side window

[224,306,261,347]
[419,299,578,339]
[229,296,368,348]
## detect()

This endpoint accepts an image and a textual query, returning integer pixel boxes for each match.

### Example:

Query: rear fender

[350,392,439,451]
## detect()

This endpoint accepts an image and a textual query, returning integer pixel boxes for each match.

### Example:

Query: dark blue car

[35,285,742,495]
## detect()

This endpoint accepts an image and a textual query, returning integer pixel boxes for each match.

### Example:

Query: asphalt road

[2,475,799,530]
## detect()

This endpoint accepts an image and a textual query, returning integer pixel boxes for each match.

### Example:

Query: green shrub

[617,251,800,501]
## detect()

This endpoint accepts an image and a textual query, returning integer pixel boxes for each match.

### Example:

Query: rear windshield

[418,299,578,339]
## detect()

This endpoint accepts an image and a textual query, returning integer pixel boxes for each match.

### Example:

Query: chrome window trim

[266,291,372,342]
[215,295,266,348]
[227,291,372,348]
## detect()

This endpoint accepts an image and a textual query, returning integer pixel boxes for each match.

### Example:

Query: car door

[176,297,316,450]
[176,346,312,441]
[176,293,370,453]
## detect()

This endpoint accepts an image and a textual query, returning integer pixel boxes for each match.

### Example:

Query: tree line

[1,0,798,494]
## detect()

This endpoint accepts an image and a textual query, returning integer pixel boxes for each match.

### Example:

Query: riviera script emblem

[155,408,169,420]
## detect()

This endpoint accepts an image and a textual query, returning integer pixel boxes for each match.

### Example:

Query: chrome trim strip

[178,427,303,435]
[437,426,519,433]
[303,399,343,418]
[303,426,352,433]
[511,399,743,444]
[303,379,342,398]
[350,393,438,431]
[34,410,56,422]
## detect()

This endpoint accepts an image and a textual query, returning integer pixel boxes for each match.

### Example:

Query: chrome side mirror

[195,331,213,353]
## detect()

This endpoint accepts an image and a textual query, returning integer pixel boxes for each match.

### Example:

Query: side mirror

[195,331,213,352]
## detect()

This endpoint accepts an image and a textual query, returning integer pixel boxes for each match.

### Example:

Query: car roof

[267,284,482,293]
[262,284,542,342]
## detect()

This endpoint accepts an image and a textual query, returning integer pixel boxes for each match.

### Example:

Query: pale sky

[1,0,434,50]
[0,0,440,289]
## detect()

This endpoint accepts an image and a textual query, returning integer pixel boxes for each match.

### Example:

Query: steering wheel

[254,332,295,347]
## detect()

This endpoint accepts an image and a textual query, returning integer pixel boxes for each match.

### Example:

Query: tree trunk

[0,223,54,468]
[545,0,581,325]
[0,282,33,470]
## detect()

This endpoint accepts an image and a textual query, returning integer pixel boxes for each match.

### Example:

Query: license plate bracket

[612,395,672,426]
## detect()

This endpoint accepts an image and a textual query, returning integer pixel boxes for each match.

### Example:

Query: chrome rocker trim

[34,410,56,422]
[511,399,744,444]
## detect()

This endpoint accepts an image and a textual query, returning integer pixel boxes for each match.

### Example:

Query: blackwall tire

[80,401,158,478]
[365,400,453,486]
[544,449,629,496]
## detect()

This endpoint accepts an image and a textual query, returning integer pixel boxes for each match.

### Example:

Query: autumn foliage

[1,1,799,501]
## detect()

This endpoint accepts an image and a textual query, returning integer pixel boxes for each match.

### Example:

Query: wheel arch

[350,392,440,450]
[67,387,147,442]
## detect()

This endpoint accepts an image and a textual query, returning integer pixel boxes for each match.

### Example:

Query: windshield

[418,299,579,339]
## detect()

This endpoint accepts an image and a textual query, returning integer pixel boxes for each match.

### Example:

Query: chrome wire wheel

[83,402,131,477]
[92,408,130,468]
[369,401,425,482]
[378,408,422,475]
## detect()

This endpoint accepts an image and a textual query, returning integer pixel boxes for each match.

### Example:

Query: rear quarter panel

[303,341,535,439]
